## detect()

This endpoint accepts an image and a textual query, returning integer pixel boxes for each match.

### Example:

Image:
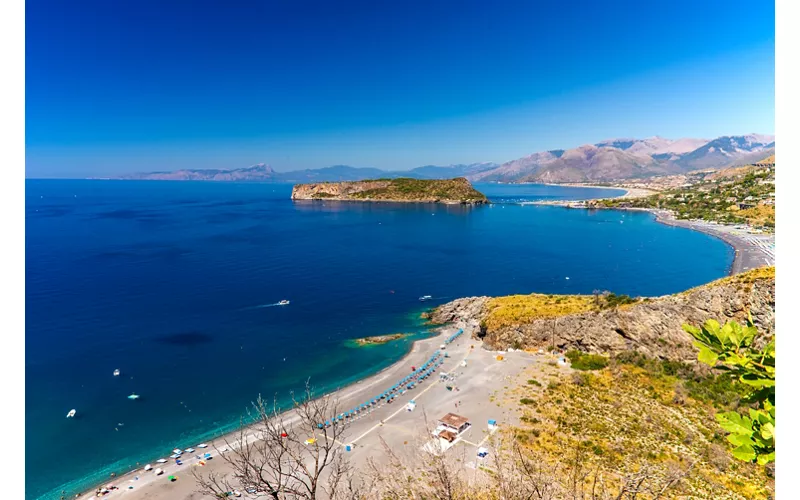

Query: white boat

[154,468,163,476]
[156,459,167,464]
[172,448,182,454]
[419,295,433,302]
[144,464,152,471]
[113,369,120,376]
[128,394,140,400]
[278,300,290,305]
[197,443,208,448]
[185,447,195,453]
[66,409,76,418]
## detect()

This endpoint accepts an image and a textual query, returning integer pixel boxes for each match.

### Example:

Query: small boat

[128,394,140,400]
[278,300,290,306]
[113,369,120,377]
[169,454,180,459]
[172,448,182,454]
[66,409,76,418]
[185,447,195,453]
[154,468,163,476]
[156,459,167,464]
[419,295,432,302]
[144,464,152,471]
[197,443,208,448]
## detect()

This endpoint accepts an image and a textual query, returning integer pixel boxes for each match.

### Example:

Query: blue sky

[26,0,775,177]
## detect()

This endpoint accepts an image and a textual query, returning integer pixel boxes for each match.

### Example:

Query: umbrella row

[444,328,464,345]
[318,352,445,428]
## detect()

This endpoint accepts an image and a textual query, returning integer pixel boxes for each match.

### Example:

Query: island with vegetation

[290,177,488,205]
[351,333,407,346]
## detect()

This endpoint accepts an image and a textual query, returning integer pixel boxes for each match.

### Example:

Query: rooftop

[439,413,470,429]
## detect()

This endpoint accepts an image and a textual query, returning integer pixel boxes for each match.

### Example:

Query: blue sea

[25,180,733,499]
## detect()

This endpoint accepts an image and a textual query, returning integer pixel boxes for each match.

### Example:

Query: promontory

[290,177,488,205]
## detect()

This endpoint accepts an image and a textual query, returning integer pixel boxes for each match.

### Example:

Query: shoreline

[524,184,774,277]
[71,324,461,500]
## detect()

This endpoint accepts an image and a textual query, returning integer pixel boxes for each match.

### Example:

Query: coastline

[71,325,461,500]
[525,184,774,276]
[54,182,761,499]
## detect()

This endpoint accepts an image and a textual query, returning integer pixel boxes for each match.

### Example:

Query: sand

[77,321,540,499]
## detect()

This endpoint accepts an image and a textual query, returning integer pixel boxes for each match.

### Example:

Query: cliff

[429,267,775,362]
[290,177,488,204]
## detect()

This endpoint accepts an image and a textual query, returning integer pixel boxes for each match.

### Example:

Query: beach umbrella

[168,475,177,482]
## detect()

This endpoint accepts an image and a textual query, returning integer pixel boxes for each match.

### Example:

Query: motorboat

[66,409,76,418]
[128,394,140,400]
[144,464,152,471]
[419,295,432,302]
[113,369,120,377]
[197,443,208,448]
[278,300,290,306]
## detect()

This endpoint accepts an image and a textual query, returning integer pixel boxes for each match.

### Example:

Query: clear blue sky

[26,0,775,177]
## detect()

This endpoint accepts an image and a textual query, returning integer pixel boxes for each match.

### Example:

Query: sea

[25,180,733,499]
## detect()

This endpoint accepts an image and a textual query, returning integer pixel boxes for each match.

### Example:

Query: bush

[566,350,608,371]
[520,398,535,405]
[527,379,542,386]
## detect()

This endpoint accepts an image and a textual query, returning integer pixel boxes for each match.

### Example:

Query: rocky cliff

[291,177,488,204]
[429,267,774,361]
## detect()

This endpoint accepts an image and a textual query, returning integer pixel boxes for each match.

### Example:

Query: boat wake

[242,301,290,310]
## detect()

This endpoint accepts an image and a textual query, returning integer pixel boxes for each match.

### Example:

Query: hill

[290,177,488,204]
[467,134,774,183]
[598,155,776,229]
[429,266,775,361]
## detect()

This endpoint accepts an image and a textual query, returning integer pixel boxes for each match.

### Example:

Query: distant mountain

[117,134,774,184]
[466,134,774,183]
[120,163,278,181]
[407,162,498,179]
[276,165,394,182]
[674,134,775,171]
[119,162,499,183]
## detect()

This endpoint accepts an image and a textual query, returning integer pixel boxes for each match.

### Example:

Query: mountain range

[118,134,774,184]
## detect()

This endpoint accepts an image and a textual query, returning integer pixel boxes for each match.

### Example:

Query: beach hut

[488,419,498,431]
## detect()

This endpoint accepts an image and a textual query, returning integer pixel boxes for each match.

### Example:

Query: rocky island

[290,177,488,205]
[352,333,407,346]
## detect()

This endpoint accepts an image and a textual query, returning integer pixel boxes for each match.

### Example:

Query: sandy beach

[75,321,543,500]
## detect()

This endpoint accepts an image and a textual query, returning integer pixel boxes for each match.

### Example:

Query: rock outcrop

[429,268,774,362]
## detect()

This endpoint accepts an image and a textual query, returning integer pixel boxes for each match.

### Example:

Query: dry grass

[737,205,775,226]
[502,362,773,499]
[482,294,598,330]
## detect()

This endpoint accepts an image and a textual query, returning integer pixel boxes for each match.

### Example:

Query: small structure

[407,400,416,411]
[434,413,471,443]
[488,419,498,431]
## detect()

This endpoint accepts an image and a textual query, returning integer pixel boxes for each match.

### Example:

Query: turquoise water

[25,181,732,498]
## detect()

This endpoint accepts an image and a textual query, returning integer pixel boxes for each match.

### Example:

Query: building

[434,413,471,443]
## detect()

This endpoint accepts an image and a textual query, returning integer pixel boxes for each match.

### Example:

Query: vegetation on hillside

[599,160,775,230]
[349,177,487,202]
[481,291,641,331]
[503,352,773,499]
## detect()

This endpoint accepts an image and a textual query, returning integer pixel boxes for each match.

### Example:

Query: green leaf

[697,347,719,365]
[756,451,775,465]
[682,324,701,336]
[740,374,775,388]
[727,433,754,447]
[760,422,775,440]
[716,412,753,436]
[731,444,757,462]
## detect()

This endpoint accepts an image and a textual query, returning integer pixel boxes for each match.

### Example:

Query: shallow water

[25,180,732,498]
